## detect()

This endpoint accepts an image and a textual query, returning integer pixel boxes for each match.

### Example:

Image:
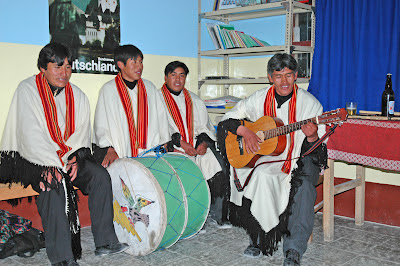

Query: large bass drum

[108,153,210,256]
[161,153,210,239]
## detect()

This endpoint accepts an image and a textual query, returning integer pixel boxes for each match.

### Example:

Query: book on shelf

[217,24,235,49]
[205,23,270,50]
[205,23,222,49]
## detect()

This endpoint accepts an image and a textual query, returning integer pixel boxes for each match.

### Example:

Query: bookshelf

[197,0,315,99]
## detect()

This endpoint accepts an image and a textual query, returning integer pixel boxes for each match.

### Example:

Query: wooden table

[321,116,400,241]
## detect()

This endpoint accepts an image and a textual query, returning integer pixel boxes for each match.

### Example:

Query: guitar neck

[264,117,316,139]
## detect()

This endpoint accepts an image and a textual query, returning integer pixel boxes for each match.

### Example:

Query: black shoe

[94,242,129,256]
[284,249,301,266]
[243,244,263,258]
[51,258,79,266]
[207,218,233,229]
[216,220,233,229]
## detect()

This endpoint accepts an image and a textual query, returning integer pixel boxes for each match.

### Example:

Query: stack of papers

[204,99,226,108]
[204,96,242,108]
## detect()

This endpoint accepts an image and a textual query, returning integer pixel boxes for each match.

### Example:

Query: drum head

[108,158,167,256]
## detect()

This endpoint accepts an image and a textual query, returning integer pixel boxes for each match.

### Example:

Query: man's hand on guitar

[237,125,262,154]
[181,140,197,157]
[301,122,318,142]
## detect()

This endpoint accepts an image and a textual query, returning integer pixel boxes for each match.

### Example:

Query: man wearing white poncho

[0,43,127,265]
[160,61,229,226]
[93,45,170,167]
[218,53,327,265]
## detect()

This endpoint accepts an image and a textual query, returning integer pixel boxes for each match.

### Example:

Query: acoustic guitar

[225,108,348,168]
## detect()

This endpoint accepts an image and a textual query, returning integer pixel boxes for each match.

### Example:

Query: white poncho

[1,75,91,171]
[222,86,325,234]
[93,78,171,158]
[161,90,222,180]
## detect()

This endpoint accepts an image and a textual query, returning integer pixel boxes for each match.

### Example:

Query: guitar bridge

[237,135,244,155]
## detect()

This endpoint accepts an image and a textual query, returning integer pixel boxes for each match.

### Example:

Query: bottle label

[388,101,395,114]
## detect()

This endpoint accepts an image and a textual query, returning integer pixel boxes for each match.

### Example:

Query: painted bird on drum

[119,177,154,228]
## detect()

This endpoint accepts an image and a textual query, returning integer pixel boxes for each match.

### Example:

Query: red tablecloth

[326,118,400,172]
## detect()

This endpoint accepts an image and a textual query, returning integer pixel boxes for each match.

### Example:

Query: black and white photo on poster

[49,0,120,74]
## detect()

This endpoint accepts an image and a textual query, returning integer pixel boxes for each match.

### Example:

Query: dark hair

[267,53,298,75]
[164,61,189,76]
[37,42,72,71]
[114,45,144,71]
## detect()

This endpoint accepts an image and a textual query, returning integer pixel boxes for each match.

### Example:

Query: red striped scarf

[161,84,194,146]
[264,84,298,174]
[115,73,148,157]
[36,73,75,166]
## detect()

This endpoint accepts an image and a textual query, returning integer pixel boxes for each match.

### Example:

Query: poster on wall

[48,0,120,74]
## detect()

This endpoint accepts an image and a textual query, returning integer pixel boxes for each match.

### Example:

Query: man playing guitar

[218,53,327,265]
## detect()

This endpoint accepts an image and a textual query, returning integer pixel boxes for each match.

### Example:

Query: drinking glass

[346,102,357,116]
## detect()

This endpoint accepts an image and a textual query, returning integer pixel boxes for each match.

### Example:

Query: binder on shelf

[206,23,222,49]
[218,24,235,49]
[214,24,227,49]
[250,36,270,47]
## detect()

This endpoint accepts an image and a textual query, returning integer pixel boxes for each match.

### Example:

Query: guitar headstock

[317,108,348,126]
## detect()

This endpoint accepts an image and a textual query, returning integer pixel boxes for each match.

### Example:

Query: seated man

[93,44,170,166]
[160,61,230,226]
[218,53,327,265]
[0,42,127,266]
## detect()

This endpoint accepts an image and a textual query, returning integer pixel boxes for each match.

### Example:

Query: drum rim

[108,158,168,256]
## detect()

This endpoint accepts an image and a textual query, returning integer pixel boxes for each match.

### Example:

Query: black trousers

[283,155,321,257]
[207,171,230,222]
[36,160,119,264]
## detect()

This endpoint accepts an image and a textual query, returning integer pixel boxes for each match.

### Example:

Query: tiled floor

[3,213,400,265]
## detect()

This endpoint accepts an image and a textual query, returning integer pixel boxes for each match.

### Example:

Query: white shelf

[206,108,230,114]
[200,45,312,57]
[200,77,310,86]
[201,1,313,22]
[198,0,315,96]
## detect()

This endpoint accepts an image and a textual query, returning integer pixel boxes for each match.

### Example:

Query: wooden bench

[0,183,39,201]
[0,183,80,201]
